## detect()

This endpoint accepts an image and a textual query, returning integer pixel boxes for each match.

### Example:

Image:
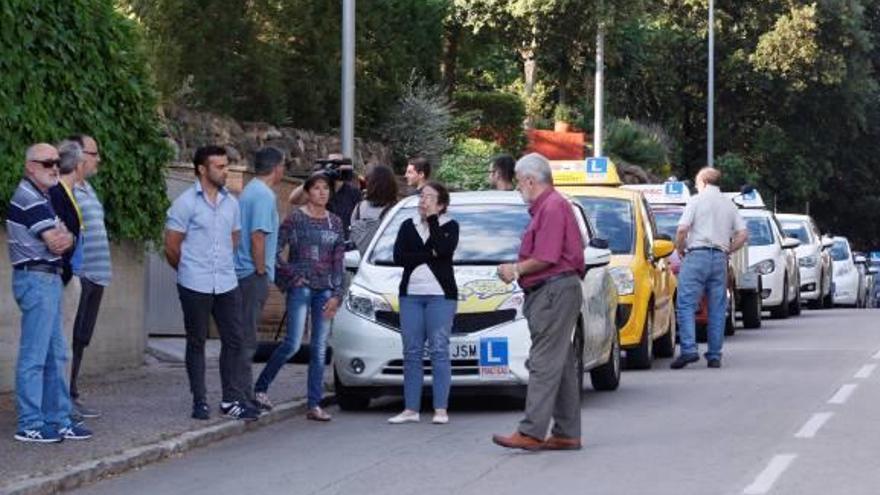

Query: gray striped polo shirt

[6,179,62,267]
[73,181,112,286]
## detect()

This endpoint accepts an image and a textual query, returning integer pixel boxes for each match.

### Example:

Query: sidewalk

[0,338,316,495]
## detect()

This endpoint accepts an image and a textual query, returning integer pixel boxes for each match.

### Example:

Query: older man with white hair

[492,152,586,451]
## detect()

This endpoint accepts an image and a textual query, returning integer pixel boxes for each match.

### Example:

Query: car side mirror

[655,233,673,241]
[585,239,611,269]
[854,255,867,265]
[344,250,362,273]
[868,266,879,275]
[782,237,800,249]
[653,239,675,259]
[821,236,834,249]
[589,237,609,250]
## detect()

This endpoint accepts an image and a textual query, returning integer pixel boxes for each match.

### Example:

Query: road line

[828,384,858,404]
[854,364,877,379]
[794,412,834,439]
[743,454,797,495]
[873,349,880,359]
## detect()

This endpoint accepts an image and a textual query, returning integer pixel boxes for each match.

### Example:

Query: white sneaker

[432,412,449,425]
[388,410,420,424]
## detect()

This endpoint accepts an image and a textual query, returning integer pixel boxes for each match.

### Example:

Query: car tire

[741,290,762,329]
[725,288,737,336]
[334,371,371,411]
[653,302,676,358]
[590,328,621,391]
[627,304,654,370]
[770,277,791,319]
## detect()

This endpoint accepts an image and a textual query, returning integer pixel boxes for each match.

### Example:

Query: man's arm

[675,225,689,257]
[730,228,748,253]
[251,230,267,274]
[232,229,240,251]
[164,230,185,270]
[288,185,307,205]
[41,225,74,255]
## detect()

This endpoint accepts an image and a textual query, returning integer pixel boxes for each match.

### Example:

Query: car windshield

[830,240,850,262]
[369,203,532,265]
[574,197,634,254]
[781,221,812,245]
[653,209,683,239]
[746,217,775,246]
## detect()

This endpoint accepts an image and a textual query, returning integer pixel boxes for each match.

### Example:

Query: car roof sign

[549,157,622,186]
[622,181,691,205]
[725,189,766,209]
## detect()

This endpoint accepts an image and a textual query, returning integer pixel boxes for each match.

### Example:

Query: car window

[745,217,775,246]
[830,240,851,262]
[369,204,532,265]
[653,209,682,239]
[781,221,813,244]
[574,197,635,255]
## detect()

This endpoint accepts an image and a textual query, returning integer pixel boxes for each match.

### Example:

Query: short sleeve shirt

[678,185,746,252]
[234,178,279,280]
[6,179,62,267]
[166,181,241,294]
[518,188,585,289]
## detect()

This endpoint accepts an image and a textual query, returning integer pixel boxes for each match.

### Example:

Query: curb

[1,397,312,495]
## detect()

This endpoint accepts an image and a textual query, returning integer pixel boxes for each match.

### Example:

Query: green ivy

[0,0,172,243]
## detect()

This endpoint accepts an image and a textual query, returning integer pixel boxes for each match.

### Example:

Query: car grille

[382,359,480,376]
[375,310,517,335]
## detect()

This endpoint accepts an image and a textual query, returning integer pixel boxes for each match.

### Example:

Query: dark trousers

[237,273,269,401]
[70,277,105,400]
[177,285,248,404]
[518,275,583,440]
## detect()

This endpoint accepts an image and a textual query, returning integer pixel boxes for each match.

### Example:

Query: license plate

[423,342,478,359]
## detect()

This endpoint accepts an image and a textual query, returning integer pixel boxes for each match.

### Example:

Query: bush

[605,118,672,177]
[436,139,501,191]
[381,75,453,169]
[453,91,525,153]
[0,1,172,242]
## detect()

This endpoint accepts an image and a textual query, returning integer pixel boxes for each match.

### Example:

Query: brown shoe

[306,407,332,422]
[492,432,544,451]
[542,436,582,451]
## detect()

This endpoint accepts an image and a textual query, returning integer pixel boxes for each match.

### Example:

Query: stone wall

[162,106,393,176]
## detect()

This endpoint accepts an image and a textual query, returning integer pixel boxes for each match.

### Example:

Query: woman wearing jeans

[254,173,344,421]
[388,181,459,425]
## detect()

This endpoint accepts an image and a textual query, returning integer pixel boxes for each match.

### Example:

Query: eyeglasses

[31,159,60,169]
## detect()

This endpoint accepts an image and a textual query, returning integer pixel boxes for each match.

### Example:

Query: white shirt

[407,214,452,296]
[678,185,746,252]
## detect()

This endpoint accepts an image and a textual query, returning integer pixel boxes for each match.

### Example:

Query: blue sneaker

[192,401,210,420]
[14,425,63,443]
[59,423,93,441]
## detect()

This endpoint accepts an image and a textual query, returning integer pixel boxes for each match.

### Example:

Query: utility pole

[594,23,605,157]
[341,0,355,159]
[707,0,715,168]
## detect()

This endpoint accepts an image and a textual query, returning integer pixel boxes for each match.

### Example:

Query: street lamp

[341,0,355,159]
[708,0,715,168]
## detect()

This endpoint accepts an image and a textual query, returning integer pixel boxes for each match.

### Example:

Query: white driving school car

[330,191,621,410]
[777,213,835,309]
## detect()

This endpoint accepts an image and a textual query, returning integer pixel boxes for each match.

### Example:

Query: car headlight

[799,254,818,268]
[609,267,635,295]
[346,285,393,322]
[498,290,526,321]
[750,259,775,275]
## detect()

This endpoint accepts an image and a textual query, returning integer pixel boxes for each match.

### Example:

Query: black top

[48,183,81,284]
[328,182,362,239]
[393,215,459,300]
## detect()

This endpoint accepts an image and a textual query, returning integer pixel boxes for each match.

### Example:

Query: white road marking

[794,412,834,439]
[743,454,797,495]
[854,364,877,379]
[828,384,858,404]
[873,349,880,359]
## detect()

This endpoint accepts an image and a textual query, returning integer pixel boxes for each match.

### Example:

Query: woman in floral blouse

[254,172,345,421]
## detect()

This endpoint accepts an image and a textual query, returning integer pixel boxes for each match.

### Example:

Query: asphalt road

[74,308,880,495]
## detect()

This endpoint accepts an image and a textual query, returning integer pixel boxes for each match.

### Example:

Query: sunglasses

[32,159,60,169]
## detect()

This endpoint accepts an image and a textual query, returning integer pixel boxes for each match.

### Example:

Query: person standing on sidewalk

[234,146,285,411]
[671,167,748,370]
[254,172,345,421]
[492,153,585,451]
[164,145,258,422]
[69,134,112,420]
[387,181,459,425]
[7,143,92,443]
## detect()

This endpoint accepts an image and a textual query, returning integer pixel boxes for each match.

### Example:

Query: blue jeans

[255,287,331,409]
[677,249,728,360]
[12,270,72,431]
[399,295,457,410]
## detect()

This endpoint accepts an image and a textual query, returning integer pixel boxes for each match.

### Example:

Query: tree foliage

[0,0,172,242]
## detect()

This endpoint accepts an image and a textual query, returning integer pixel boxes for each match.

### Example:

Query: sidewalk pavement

[0,338,318,495]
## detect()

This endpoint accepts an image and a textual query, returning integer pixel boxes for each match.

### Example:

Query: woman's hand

[323,297,340,319]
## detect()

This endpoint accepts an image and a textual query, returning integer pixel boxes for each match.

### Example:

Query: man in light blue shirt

[234,146,284,411]
[164,145,257,422]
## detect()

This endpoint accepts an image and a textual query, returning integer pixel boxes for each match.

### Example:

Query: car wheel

[741,290,762,329]
[627,304,653,370]
[573,323,585,394]
[334,371,371,411]
[653,301,676,358]
[590,328,621,391]
[770,277,791,319]
[725,288,737,336]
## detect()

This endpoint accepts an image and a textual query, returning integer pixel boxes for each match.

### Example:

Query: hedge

[453,91,526,153]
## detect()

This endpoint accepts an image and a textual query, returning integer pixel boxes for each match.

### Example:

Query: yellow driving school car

[553,158,677,369]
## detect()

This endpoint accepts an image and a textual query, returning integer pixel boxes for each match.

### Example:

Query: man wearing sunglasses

[6,143,93,443]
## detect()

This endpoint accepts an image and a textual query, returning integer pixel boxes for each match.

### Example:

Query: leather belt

[687,246,725,254]
[521,272,578,296]
[14,263,63,275]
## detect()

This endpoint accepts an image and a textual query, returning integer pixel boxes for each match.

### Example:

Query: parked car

[830,237,865,307]
[777,213,835,309]
[330,191,621,410]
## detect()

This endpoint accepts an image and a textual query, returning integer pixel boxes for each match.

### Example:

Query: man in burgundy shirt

[493,153,585,451]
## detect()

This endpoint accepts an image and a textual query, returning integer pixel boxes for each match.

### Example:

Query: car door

[639,196,672,337]
[771,215,798,299]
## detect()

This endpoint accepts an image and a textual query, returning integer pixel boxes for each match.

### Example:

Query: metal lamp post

[708,0,715,168]
[341,0,355,159]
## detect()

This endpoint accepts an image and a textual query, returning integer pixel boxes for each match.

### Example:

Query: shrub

[553,103,576,123]
[0,1,172,242]
[453,91,525,153]
[605,118,672,177]
[436,138,501,191]
[381,75,453,168]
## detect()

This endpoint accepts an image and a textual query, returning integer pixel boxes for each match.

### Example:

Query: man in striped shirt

[7,143,93,443]
[70,135,113,419]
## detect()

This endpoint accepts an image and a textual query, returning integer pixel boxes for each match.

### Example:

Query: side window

[770,216,785,247]
[640,197,655,259]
